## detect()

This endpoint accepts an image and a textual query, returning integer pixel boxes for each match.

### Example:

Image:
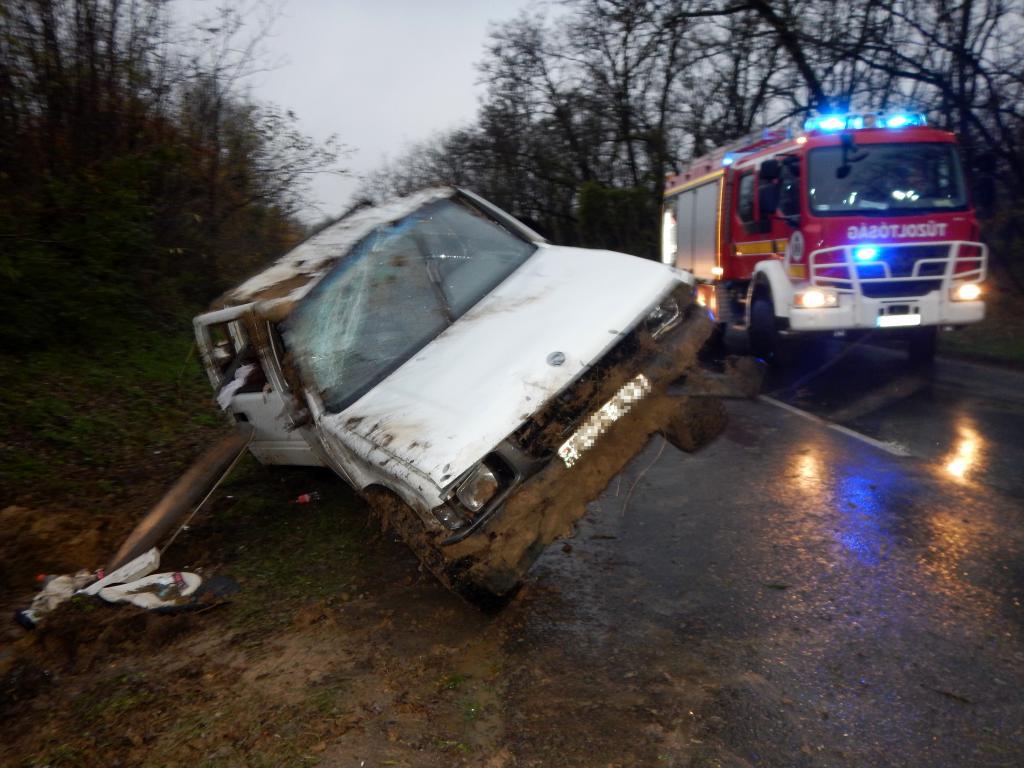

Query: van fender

[747,260,794,323]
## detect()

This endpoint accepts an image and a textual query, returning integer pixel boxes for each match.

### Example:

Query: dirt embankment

[0,464,532,768]
[0,506,118,606]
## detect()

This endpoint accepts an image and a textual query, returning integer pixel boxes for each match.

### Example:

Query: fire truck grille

[859,279,943,298]
[885,244,950,276]
[856,244,949,298]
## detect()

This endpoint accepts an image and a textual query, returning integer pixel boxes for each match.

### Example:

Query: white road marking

[759,395,913,457]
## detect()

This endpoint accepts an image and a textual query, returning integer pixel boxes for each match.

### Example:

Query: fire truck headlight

[952,283,982,302]
[795,288,839,309]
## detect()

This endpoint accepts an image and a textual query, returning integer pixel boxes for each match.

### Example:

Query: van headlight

[455,463,500,512]
[435,454,517,531]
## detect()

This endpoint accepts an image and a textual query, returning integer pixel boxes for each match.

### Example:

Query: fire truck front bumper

[787,290,985,333]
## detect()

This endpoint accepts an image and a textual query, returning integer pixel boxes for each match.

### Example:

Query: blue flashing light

[855,246,879,261]
[803,114,850,132]
[722,154,735,166]
[803,111,927,133]
[819,115,846,131]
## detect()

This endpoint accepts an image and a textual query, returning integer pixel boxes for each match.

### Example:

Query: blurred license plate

[558,374,652,468]
[876,314,921,328]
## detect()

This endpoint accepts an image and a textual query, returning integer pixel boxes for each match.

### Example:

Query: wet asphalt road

[498,345,1024,766]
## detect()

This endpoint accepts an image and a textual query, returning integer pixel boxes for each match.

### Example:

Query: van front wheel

[363,488,517,610]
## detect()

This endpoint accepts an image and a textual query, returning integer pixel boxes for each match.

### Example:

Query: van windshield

[285,197,536,413]
[808,142,967,215]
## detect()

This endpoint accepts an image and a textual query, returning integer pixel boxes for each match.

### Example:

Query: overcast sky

[176,0,538,222]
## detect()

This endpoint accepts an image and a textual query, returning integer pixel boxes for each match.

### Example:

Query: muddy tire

[363,488,518,611]
[660,397,728,453]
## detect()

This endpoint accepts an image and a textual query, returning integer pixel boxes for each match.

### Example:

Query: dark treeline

[0,0,340,350]
[359,0,1024,287]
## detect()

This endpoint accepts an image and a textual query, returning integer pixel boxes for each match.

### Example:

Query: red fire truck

[661,111,987,363]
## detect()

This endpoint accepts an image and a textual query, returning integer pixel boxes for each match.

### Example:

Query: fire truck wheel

[749,296,780,362]
[907,327,937,366]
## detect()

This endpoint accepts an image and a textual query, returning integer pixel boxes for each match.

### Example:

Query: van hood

[323,244,687,490]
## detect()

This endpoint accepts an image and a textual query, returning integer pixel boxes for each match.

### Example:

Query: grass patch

[0,323,223,504]
[34,744,86,767]
[939,290,1024,366]
[198,461,375,635]
[440,672,468,691]
[461,697,484,722]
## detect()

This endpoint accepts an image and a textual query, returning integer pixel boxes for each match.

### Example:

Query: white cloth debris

[16,570,95,628]
[217,364,256,409]
[79,547,160,596]
[98,571,202,610]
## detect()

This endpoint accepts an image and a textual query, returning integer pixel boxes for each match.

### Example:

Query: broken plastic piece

[293,492,321,504]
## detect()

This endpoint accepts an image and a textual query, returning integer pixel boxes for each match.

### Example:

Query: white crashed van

[193,188,753,603]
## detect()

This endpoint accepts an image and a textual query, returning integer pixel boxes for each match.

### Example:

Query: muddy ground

[1,461,517,767]
[3,342,1024,767]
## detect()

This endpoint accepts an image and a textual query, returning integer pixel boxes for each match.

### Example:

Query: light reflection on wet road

[765,343,1024,498]
[498,347,1024,766]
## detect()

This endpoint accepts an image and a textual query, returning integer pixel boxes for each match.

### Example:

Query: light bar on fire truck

[803,112,927,132]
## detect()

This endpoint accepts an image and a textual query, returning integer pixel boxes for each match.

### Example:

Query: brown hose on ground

[106,423,255,571]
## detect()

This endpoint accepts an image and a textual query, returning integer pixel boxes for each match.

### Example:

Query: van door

[194,305,324,467]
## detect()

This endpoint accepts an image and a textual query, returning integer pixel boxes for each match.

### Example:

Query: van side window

[738,173,755,223]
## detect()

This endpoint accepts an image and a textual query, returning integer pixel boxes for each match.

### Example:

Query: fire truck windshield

[807,142,967,216]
